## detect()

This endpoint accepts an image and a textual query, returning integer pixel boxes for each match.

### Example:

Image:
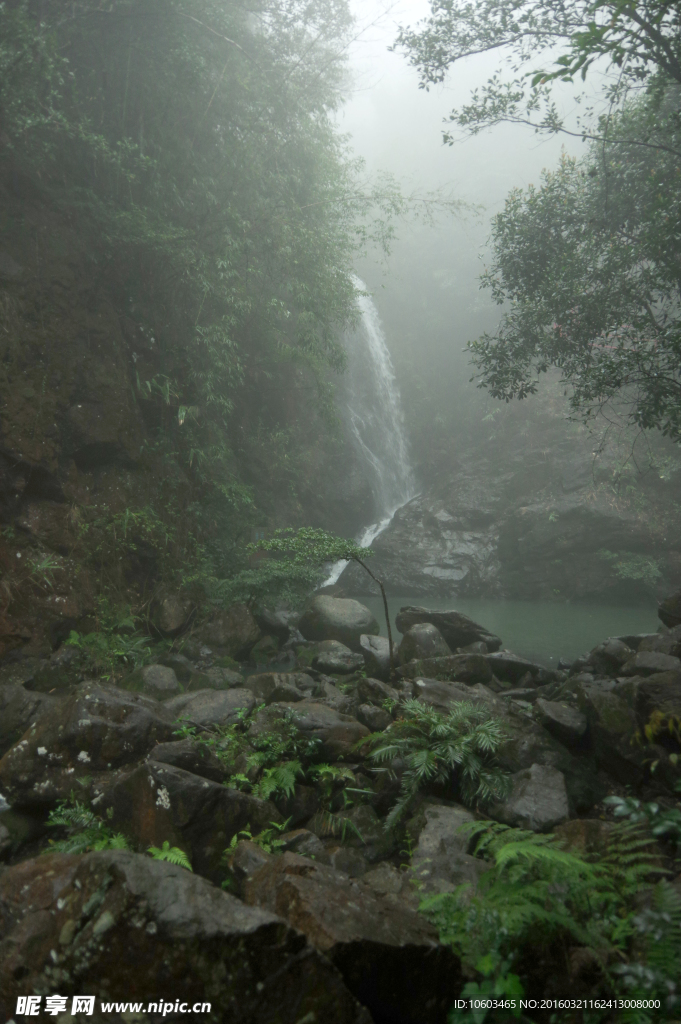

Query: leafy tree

[0,0,410,613]
[224,527,399,670]
[467,84,681,438]
[394,0,681,144]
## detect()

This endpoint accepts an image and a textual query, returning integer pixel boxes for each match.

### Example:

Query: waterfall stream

[322,279,416,587]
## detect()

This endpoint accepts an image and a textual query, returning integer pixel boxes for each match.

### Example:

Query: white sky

[338,0,586,214]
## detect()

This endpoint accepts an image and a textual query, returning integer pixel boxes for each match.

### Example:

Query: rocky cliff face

[339,426,681,602]
[0,163,374,660]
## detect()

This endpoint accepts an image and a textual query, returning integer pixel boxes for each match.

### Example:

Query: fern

[46,796,130,854]
[420,819,675,1020]
[364,700,509,828]
[253,761,303,800]
[147,841,192,871]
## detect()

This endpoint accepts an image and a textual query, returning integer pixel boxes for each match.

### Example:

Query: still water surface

[356,596,660,667]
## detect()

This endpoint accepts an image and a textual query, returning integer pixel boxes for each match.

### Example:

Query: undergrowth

[420,820,680,1024]
[364,699,509,828]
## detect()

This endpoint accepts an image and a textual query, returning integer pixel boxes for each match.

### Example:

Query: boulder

[147,738,228,784]
[312,640,364,674]
[575,680,644,783]
[119,663,183,700]
[298,596,379,651]
[413,677,604,813]
[398,653,494,686]
[409,801,486,895]
[584,638,634,677]
[357,676,400,707]
[307,803,397,864]
[197,603,261,658]
[163,688,255,729]
[245,672,314,705]
[151,592,192,636]
[254,607,301,643]
[0,684,174,808]
[490,763,569,832]
[359,633,392,680]
[535,698,588,747]
[201,665,245,689]
[249,634,279,663]
[0,851,371,1024]
[0,684,57,758]
[612,670,681,734]
[155,653,194,682]
[620,651,681,677]
[659,587,681,629]
[21,646,84,693]
[104,760,281,882]
[357,703,392,732]
[485,652,559,686]
[638,629,681,658]
[249,701,370,761]
[243,852,463,1024]
[398,623,451,664]
[395,607,502,652]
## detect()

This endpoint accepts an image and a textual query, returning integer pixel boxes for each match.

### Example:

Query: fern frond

[147,841,192,871]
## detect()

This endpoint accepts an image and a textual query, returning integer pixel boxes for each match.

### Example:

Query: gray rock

[164,687,255,728]
[197,603,261,658]
[535,698,588,747]
[0,684,57,758]
[0,251,23,280]
[203,665,245,689]
[659,588,681,628]
[359,633,392,680]
[485,651,559,686]
[312,640,364,674]
[620,651,681,677]
[140,663,183,700]
[396,607,502,652]
[244,852,463,1024]
[148,737,228,783]
[410,801,486,895]
[0,684,174,807]
[357,703,392,732]
[398,623,451,664]
[248,701,370,760]
[490,763,569,832]
[398,653,494,686]
[584,638,634,677]
[0,851,371,1024]
[245,672,312,704]
[105,759,281,881]
[279,828,328,860]
[152,593,192,636]
[357,676,400,707]
[298,596,379,651]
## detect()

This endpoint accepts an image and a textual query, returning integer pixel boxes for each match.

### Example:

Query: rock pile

[0,594,680,1021]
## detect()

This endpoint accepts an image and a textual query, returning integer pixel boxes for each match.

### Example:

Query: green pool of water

[356,595,661,667]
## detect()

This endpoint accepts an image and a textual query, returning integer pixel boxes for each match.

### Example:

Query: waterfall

[322,278,416,586]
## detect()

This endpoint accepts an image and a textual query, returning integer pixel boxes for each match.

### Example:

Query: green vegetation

[147,841,193,871]
[396,3,681,440]
[365,699,509,829]
[46,795,130,854]
[599,550,663,590]
[421,819,680,1024]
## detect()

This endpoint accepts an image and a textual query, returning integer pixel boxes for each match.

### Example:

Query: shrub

[364,699,509,829]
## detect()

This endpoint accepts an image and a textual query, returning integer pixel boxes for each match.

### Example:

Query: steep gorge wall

[0,163,371,659]
[340,397,681,602]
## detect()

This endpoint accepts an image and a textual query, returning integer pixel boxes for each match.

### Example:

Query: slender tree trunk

[353,557,395,679]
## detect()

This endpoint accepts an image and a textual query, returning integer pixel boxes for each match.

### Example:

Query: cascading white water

[322,278,416,586]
